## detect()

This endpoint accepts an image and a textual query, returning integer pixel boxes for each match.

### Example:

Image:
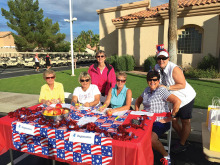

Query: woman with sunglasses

[154,48,196,154]
[88,50,116,96]
[71,72,101,109]
[135,71,181,165]
[100,71,132,113]
[39,69,65,105]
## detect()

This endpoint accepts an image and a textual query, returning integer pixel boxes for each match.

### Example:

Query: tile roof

[0,31,11,38]
[112,0,220,22]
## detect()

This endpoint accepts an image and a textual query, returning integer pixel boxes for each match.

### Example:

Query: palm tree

[87,30,94,45]
[168,0,177,64]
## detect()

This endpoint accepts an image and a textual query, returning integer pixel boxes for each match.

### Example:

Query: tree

[1,0,66,52]
[54,41,70,52]
[168,0,178,64]
[73,30,99,52]
[87,30,94,44]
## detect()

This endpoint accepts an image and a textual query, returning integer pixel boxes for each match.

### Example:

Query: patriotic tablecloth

[0,104,156,165]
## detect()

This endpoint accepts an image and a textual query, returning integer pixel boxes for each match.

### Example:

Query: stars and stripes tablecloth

[11,107,131,165]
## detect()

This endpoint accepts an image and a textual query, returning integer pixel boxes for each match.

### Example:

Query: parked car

[0,58,7,69]
[23,57,35,68]
[3,57,25,68]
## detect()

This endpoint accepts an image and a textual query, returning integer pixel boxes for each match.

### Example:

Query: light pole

[64,0,77,76]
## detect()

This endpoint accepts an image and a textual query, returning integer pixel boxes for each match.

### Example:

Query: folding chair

[64,92,73,104]
[160,121,172,155]
[100,95,107,104]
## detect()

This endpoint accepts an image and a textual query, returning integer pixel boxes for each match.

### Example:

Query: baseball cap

[157,50,169,57]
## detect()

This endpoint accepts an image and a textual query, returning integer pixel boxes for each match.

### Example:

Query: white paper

[91,108,108,115]
[113,110,128,116]
[130,111,154,116]
[69,131,95,144]
[39,103,71,109]
[78,106,91,111]
[77,116,98,126]
[16,122,35,135]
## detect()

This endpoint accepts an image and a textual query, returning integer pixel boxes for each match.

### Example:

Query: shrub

[116,56,126,71]
[184,67,220,78]
[106,54,135,71]
[198,54,219,70]
[125,55,135,71]
[106,55,117,69]
[144,56,157,72]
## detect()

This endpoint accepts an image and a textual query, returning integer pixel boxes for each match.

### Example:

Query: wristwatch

[171,114,176,118]
[166,85,170,90]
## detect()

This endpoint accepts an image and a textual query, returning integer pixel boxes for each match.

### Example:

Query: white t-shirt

[73,84,101,105]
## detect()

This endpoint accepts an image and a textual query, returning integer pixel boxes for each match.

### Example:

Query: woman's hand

[159,85,166,88]
[106,109,114,116]
[74,103,80,109]
[45,100,52,106]
[159,116,172,123]
[99,105,106,112]
[51,99,59,104]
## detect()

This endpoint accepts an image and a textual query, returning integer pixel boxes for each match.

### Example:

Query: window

[178,27,202,53]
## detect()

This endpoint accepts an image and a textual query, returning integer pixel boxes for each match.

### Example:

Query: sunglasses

[157,57,169,61]
[148,78,158,82]
[116,78,126,83]
[46,76,55,80]
[96,55,105,58]
[80,79,90,82]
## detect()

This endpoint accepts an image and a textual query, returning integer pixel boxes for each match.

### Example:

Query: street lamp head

[64,19,70,22]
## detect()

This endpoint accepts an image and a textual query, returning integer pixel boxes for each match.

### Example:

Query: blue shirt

[110,85,128,109]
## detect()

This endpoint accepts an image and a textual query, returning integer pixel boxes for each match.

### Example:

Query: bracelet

[171,114,176,118]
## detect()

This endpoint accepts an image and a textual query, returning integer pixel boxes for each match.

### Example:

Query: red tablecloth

[0,105,156,165]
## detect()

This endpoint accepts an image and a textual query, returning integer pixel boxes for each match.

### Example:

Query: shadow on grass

[60,71,71,76]
[126,72,146,79]
[187,78,220,86]
[193,105,206,109]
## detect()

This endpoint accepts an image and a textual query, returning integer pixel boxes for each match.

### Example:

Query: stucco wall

[118,25,164,66]
[164,14,219,68]
[99,4,148,57]
[0,34,16,47]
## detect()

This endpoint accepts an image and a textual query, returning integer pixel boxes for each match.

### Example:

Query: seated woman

[100,71,132,114]
[39,69,65,105]
[135,71,181,165]
[71,72,100,108]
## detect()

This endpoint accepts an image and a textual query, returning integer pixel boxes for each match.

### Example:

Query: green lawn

[0,68,219,109]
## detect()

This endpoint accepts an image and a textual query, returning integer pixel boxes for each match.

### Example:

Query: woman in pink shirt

[88,50,116,96]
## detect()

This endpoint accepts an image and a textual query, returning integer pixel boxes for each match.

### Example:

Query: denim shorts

[152,122,171,137]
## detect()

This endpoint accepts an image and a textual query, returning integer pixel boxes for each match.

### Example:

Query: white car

[3,57,25,68]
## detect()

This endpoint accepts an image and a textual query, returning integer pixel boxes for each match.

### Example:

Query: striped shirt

[141,87,171,121]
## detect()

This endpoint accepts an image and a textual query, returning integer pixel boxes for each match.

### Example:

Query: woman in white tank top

[154,49,196,154]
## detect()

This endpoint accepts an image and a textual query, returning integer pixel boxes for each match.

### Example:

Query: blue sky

[0,0,168,41]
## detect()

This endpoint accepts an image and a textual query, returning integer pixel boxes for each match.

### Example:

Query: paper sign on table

[91,108,108,114]
[16,122,35,135]
[113,110,128,116]
[77,116,98,126]
[69,131,95,144]
[130,111,154,116]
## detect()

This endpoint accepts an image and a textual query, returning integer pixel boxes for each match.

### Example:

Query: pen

[115,116,119,121]
[98,104,106,111]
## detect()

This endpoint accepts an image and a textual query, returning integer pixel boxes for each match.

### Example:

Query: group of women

[38,48,196,165]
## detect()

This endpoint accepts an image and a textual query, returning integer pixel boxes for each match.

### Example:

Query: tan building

[0,31,17,53]
[97,0,220,68]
